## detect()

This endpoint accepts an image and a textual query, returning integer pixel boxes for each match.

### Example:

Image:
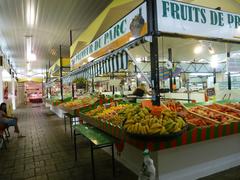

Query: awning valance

[64,50,129,84]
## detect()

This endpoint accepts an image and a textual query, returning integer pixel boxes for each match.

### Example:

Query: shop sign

[157,0,240,41]
[71,2,148,70]
[227,58,240,72]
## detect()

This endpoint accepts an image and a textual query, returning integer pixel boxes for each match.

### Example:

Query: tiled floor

[0,104,137,180]
[2,104,240,180]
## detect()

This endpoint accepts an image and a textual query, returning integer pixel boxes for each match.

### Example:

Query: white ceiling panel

[0,0,112,73]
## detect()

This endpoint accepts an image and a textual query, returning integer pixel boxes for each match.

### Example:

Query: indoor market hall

[1,0,240,180]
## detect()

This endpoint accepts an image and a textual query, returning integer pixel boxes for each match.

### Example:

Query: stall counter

[75,111,240,180]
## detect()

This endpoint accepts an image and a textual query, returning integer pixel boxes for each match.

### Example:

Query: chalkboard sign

[206,88,215,97]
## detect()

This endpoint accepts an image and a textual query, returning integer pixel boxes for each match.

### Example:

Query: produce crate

[58,98,115,116]
[78,113,124,139]
[79,112,240,152]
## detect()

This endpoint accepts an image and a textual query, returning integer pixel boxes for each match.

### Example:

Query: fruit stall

[64,0,240,179]
[45,56,72,118]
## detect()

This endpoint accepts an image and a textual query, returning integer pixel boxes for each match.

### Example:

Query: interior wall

[16,82,25,107]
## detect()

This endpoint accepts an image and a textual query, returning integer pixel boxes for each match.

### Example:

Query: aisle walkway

[0,105,137,180]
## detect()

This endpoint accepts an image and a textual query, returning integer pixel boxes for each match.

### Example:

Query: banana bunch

[123,108,187,136]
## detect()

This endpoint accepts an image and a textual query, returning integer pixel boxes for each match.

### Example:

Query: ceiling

[0,0,112,76]
[0,0,240,79]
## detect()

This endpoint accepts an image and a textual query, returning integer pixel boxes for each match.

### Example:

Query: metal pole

[168,48,173,93]
[187,80,190,103]
[92,77,94,93]
[112,73,115,95]
[60,45,63,101]
[147,0,160,105]
[135,65,139,87]
[49,60,51,97]
[126,49,151,87]
[45,65,48,98]
[227,52,231,90]
[70,30,73,46]
[70,30,75,99]
[213,68,216,84]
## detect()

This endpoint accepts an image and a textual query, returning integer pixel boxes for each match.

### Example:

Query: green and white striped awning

[63,50,129,84]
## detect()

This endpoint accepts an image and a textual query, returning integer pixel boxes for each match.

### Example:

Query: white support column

[12,77,16,110]
[0,67,4,103]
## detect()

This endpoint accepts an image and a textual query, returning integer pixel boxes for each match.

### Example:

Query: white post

[0,67,4,103]
[12,78,16,110]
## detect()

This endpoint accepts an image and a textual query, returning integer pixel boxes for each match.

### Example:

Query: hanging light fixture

[136,57,141,63]
[25,36,37,62]
[137,73,141,78]
[87,56,94,62]
[210,55,219,68]
[27,63,31,70]
[26,0,36,26]
[194,45,203,54]
[208,43,215,54]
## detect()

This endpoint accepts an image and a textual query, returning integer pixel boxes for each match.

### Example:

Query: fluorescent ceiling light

[26,0,35,26]
[25,36,37,61]
[27,53,36,61]
[194,45,203,54]
[136,57,141,63]
[181,61,191,63]
[87,56,94,62]
[137,73,141,78]
[26,37,31,55]
[129,37,135,41]
[27,71,32,76]
[198,59,207,63]
[208,47,215,55]
[210,55,219,68]
[210,61,218,68]
[207,43,215,54]
[27,63,31,70]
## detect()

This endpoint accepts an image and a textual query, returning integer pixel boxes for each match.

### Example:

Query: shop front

[51,0,240,179]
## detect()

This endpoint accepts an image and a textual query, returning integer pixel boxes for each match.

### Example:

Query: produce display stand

[58,96,116,116]
[44,50,72,118]
[75,101,240,179]
[78,112,240,151]
[66,0,240,179]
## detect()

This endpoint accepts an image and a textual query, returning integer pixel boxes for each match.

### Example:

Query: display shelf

[58,97,114,116]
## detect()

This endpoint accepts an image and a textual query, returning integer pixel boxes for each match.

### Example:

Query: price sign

[206,88,215,97]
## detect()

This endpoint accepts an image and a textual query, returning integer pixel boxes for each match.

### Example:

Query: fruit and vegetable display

[205,104,240,119]
[163,101,217,127]
[85,103,187,136]
[91,104,131,126]
[80,98,240,138]
[85,106,105,116]
[190,105,238,124]
[61,96,98,109]
[225,103,240,110]
[122,105,187,136]
[163,100,184,112]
